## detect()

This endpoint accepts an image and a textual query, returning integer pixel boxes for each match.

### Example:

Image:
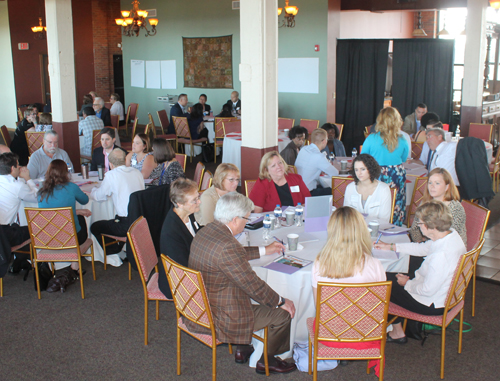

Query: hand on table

[280,298,296,319]
[374,242,392,251]
[396,273,410,286]
[76,209,92,217]
[265,241,285,255]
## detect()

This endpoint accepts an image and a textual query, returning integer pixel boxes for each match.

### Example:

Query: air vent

[145,9,157,17]
[232,1,240,10]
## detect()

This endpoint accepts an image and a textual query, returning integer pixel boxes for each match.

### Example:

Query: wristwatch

[277,296,286,308]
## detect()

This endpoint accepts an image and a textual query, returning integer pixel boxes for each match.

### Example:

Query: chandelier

[490,1,500,10]
[31,17,46,40]
[278,0,298,28]
[115,1,158,37]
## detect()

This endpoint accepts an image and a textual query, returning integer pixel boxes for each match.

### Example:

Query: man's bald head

[0,144,11,154]
[108,148,126,168]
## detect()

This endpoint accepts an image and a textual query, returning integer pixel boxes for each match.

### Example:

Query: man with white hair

[93,97,111,126]
[422,127,459,185]
[225,90,241,115]
[27,130,73,179]
[188,192,297,375]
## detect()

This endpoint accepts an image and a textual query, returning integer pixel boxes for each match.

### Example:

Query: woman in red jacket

[249,151,310,213]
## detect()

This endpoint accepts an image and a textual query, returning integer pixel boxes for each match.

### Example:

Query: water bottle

[274,204,282,229]
[263,214,272,240]
[295,203,304,227]
[66,162,73,175]
[351,147,357,158]
[329,153,335,164]
[455,125,461,139]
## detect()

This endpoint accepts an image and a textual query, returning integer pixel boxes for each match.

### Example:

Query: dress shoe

[235,346,254,364]
[386,334,408,344]
[339,360,350,366]
[256,359,297,375]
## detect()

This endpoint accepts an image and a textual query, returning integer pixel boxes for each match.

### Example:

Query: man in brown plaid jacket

[189,192,297,374]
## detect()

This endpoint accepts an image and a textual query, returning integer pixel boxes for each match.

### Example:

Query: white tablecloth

[222,133,290,172]
[246,220,410,366]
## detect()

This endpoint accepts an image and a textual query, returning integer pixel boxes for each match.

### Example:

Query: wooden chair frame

[245,180,257,197]
[287,165,297,174]
[110,114,119,129]
[214,117,237,163]
[124,103,139,136]
[0,239,32,297]
[469,123,493,143]
[101,234,132,280]
[331,176,354,209]
[157,109,169,135]
[81,130,102,162]
[411,142,424,160]
[193,162,206,191]
[200,170,213,192]
[1,125,12,146]
[489,145,500,192]
[334,123,344,141]
[173,116,207,163]
[25,131,45,156]
[175,153,187,172]
[406,176,428,227]
[389,187,397,224]
[278,117,295,131]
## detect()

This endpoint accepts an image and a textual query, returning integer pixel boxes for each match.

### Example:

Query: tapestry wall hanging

[183,35,233,88]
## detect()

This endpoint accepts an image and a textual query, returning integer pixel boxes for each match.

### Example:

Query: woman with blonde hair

[362,107,409,225]
[195,163,240,225]
[249,151,310,213]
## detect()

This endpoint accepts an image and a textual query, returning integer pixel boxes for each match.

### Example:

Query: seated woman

[249,151,310,213]
[126,133,155,179]
[216,103,233,118]
[188,103,209,140]
[148,138,185,186]
[344,154,392,223]
[37,160,92,273]
[312,206,386,374]
[199,93,211,115]
[375,201,466,343]
[158,178,202,299]
[408,167,466,245]
[30,112,52,132]
[320,123,346,157]
[195,163,239,225]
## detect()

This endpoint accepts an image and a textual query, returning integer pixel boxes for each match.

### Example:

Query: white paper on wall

[161,60,177,89]
[131,60,145,88]
[278,57,319,94]
[146,60,161,89]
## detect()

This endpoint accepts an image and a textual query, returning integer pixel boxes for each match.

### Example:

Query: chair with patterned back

[193,162,205,191]
[278,118,294,131]
[223,120,241,135]
[489,145,500,192]
[331,176,355,209]
[469,123,493,143]
[299,119,320,136]
[245,180,257,197]
[0,238,32,297]
[214,117,237,163]
[1,125,12,146]
[406,176,428,227]
[389,187,397,224]
[157,109,170,135]
[173,116,207,163]
[334,123,344,140]
[100,234,132,280]
[462,200,490,317]
[411,142,424,160]
[148,113,177,151]
[25,131,45,156]
[287,165,297,174]
[127,217,172,345]
[161,255,269,380]
[81,130,102,162]
[17,108,23,122]
[175,153,187,172]
[110,114,119,129]
[307,281,392,381]
[200,170,213,192]
[124,103,139,136]
[24,207,95,299]
[388,246,479,379]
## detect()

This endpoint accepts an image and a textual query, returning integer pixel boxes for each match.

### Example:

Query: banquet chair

[161,255,269,380]
[148,113,177,151]
[411,142,424,160]
[278,117,294,131]
[81,130,102,162]
[173,116,207,163]
[125,103,139,136]
[489,146,500,192]
[388,246,479,379]
[245,180,256,197]
[389,187,397,224]
[462,200,490,316]
[101,234,132,280]
[334,123,344,140]
[25,207,95,299]
[1,125,12,146]
[104,102,112,110]
[299,119,320,137]
[331,176,354,209]
[223,120,241,134]
[307,281,392,381]
[17,108,23,122]
[157,109,170,135]
[0,238,32,297]
[288,165,297,174]
[128,217,172,345]
[214,117,237,163]
[469,123,493,143]
[175,153,187,171]
[193,162,205,191]
[25,131,45,156]
[364,126,371,138]
[121,118,139,151]
[110,114,119,129]
[200,170,213,192]
[406,176,428,227]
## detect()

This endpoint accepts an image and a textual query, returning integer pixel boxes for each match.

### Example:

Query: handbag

[202,143,214,163]
[292,341,338,372]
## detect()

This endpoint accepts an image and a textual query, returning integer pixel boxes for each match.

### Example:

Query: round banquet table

[245,217,410,366]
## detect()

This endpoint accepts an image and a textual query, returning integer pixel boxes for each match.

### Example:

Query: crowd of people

[0,97,483,376]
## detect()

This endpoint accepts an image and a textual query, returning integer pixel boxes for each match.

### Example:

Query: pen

[383,226,397,231]
[273,236,285,256]
[375,233,382,244]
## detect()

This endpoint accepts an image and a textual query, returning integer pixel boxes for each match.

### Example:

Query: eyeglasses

[226,178,240,183]
[239,216,250,221]
[188,196,201,204]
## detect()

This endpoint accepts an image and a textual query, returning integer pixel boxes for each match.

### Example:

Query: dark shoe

[235,346,254,364]
[256,359,297,375]
[339,360,350,366]
[386,334,408,344]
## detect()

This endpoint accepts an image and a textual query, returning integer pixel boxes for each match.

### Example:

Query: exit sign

[18,43,29,50]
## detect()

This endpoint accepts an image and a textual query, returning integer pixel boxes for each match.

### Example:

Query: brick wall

[91,0,122,101]
[414,11,437,39]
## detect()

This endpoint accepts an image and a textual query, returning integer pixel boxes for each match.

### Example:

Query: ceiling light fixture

[115,1,158,37]
[412,12,427,37]
[490,1,500,10]
[278,0,298,28]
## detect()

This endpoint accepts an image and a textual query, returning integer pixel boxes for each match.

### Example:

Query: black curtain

[336,39,389,154]
[392,39,454,126]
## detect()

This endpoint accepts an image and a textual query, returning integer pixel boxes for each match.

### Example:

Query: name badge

[290,185,300,193]
[131,159,137,166]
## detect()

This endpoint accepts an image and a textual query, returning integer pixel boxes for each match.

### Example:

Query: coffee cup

[81,163,89,179]
[269,215,276,230]
[287,233,299,251]
[368,221,380,237]
[340,160,348,171]
[285,210,295,225]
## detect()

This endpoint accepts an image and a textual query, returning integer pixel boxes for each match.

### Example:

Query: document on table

[372,249,399,260]
[264,254,312,275]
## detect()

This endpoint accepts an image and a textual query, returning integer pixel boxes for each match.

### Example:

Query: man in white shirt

[225,91,241,115]
[109,93,125,125]
[424,127,459,185]
[90,148,145,254]
[295,129,339,196]
[27,130,73,179]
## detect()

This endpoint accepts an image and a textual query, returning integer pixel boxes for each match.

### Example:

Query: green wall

[121,0,328,128]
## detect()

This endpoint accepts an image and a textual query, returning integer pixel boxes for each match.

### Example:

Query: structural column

[326,0,341,122]
[461,0,488,136]
[239,0,278,183]
[45,0,79,167]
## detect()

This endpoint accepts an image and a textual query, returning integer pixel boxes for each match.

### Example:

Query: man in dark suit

[168,93,190,134]
[93,97,112,126]
[225,91,241,115]
[90,127,127,171]
[188,192,297,375]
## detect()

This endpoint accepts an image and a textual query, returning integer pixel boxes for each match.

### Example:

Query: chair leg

[34,261,42,299]
[0,277,3,297]
[90,245,96,281]
[228,343,233,354]
[156,300,160,320]
[440,322,447,379]
[458,309,464,354]
[190,143,193,163]
[313,337,318,381]
[144,298,149,346]
[129,262,132,280]
[214,142,217,163]
[212,344,217,381]
[78,259,85,299]
[366,360,370,374]
[308,335,312,375]
[102,236,107,270]
[472,264,477,317]
[177,326,182,375]
[402,318,408,332]
[263,327,269,376]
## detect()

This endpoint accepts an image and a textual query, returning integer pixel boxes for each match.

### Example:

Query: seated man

[422,127,459,185]
[91,128,127,172]
[295,129,339,196]
[93,97,111,127]
[27,130,73,179]
[280,126,308,166]
[109,93,125,126]
[225,91,241,115]
[414,112,440,143]
[169,93,190,134]
[79,106,105,157]
[90,149,145,254]
[402,103,427,136]
[188,192,296,374]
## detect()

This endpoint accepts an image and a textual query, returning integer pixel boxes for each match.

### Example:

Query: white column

[0,1,17,129]
[45,0,77,123]
[239,0,278,149]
